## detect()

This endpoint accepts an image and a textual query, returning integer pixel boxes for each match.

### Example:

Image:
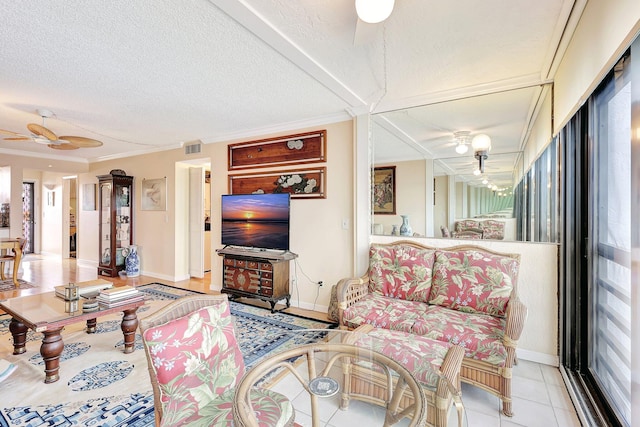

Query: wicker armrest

[503,297,528,351]
[336,273,370,327]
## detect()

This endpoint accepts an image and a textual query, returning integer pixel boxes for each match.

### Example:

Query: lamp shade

[455,143,469,154]
[355,0,395,24]
[471,134,492,152]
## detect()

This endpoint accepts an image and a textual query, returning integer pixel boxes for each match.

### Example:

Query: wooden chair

[0,237,26,281]
[139,294,295,427]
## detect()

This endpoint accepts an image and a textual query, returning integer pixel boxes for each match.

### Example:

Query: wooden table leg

[8,318,27,354]
[41,327,64,383]
[12,245,22,287]
[121,308,139,354]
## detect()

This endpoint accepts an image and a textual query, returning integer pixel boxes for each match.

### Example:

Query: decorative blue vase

[123,245,140,277]
[399,215,412,236]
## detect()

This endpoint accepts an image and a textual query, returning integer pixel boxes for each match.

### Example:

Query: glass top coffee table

[0,290,145,383]
[233,328,467,427]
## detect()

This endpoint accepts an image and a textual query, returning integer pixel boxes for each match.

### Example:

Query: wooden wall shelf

[228,130,326,171]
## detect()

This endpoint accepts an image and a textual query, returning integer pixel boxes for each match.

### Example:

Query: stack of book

[97,285,144,308]
[55,279,113,299]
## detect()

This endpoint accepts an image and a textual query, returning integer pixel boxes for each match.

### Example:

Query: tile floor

[267,339,583,427]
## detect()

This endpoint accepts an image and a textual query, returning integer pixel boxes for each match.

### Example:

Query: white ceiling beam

[208,0,367,108]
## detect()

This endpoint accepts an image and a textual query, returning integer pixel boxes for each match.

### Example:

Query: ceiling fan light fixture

[453,130,470,155]
[471,134,491,152]
[455,143,468,154]
[355,0,395,23]
[472,133,491,173]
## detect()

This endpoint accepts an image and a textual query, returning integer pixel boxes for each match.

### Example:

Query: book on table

[54,279,113,299]
[97,285,144,308]
[97,294,145,309]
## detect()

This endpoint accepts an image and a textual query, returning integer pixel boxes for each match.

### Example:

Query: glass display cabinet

[97,171,134,277]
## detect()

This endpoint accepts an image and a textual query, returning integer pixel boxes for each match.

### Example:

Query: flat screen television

[221,193,290,251]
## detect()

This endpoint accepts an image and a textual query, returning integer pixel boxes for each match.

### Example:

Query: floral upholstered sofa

[453,219,506,239]
[335,240,527,416]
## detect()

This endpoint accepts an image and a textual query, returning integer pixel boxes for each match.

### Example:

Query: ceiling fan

[0,109,103,150]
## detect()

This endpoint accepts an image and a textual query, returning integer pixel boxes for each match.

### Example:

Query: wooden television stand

[216,247,298,313]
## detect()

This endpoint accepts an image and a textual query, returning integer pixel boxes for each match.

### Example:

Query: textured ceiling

[0,0,576,169]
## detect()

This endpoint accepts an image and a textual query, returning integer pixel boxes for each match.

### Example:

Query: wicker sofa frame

[335,240,528,417]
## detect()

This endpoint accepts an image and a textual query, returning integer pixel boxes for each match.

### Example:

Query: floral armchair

[139,294,294,427]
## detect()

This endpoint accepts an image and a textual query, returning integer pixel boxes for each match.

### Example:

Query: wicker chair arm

[503,297,528,346]
[438,345,465,393]
[335,273,370,327]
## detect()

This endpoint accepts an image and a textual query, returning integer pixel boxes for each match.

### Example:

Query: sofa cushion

[455,220,480,232]
[368,243,436,303]
[351,327,453,386]
[429,249,518,317]
[412,305,508,366]
[481,220,505,240]
[342,293,429,332]
[165,388,294,427]
[142,304,245,415]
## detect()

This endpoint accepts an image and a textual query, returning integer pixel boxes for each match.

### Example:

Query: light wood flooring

[0,253,330,322]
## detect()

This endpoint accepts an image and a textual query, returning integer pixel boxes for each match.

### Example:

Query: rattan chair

[139,294,295,427]
[0,237,26,281]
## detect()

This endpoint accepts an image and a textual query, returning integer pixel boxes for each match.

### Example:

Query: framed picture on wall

[373,166,396,214]
[82,183,97,210]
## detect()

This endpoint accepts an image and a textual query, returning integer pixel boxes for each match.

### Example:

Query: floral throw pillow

[368,243,436,303]
[143,303,245,422]
[429,250,519,317]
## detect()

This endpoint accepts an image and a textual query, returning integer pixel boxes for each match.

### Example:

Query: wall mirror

[371,85,550,241]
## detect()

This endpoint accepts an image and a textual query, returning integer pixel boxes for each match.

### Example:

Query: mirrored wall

[371,85,551,241]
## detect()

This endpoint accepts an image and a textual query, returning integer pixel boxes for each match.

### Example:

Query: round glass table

[233,327,467,427]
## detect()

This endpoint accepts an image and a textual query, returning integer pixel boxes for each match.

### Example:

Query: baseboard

[75,258,98,268]
[517,348,559,366]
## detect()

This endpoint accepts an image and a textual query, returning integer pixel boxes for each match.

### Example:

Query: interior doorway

[22,182,34,254]
[62,177,78,259]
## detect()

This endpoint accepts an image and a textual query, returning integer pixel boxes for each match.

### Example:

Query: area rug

[0,278,36,292]
[0,282,335,426]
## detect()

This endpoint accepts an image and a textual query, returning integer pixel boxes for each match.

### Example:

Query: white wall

[554,0,640,133]
[371,235,559,366]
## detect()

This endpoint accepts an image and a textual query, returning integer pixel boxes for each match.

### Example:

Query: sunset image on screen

[222,194,289,222]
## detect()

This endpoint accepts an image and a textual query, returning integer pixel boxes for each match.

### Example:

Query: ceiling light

[355,0,395,23]
[473,169,481,176]
[482,178,489,185]
[453,131,470,154]
[471,133,491,174]
[455,143,468,154]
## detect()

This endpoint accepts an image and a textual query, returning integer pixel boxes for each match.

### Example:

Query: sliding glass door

[588,52,632,426]
[560,37,640,427]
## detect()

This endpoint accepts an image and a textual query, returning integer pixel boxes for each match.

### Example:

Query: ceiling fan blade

[27,123,58,141]
[353,18,378,45]
[0,128,26,136]
[3,137,31,141]
[48,143,79,150]
[60,136,103,148]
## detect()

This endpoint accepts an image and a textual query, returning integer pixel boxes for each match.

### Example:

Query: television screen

[221,193,290,251]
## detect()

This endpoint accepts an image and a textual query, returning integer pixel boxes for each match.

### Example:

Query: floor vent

[184,141,202,155]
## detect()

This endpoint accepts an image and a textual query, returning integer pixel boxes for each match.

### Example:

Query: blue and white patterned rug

[0,282,335,427]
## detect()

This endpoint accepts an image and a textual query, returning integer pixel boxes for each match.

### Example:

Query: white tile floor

[268,349,583,427]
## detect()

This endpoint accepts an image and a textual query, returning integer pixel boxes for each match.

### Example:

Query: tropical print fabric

[481,220,505,240]
[429,250,518,317]
[353,327,452,387]
[143,303,294,427]
[342,293,430,332]
[411,305,508,366]
[368,243,436,303]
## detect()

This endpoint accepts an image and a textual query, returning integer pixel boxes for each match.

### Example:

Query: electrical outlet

[318,281,323,287]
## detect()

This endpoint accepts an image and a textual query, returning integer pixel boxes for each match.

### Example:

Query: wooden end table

[0,291,145,383]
